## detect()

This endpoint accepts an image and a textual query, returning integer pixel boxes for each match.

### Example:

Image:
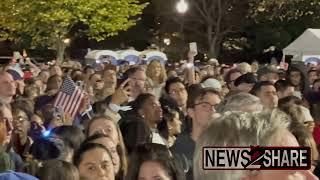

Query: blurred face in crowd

[39,71,50,84]
[47,75,62,92]
[237,83,255,93]
[195,72,201,84]
[138,161,171,180]
[256,85,278,109]
[50,65,63,77]
[78,147,115,180]
[308,71,318,84]
[277,86,295,99]
[148,61,162,78]
[188,92,221,128]
[168,82,188,108]
[167,111,182,135]
[260,72,279,84]
[89,74,104,91]
[128,70,147,98]
[0,106,13,145]
[40,103,54,123]
[95,80,104,91]
[229,72,242,90]
[251,62,259,73]
[90,74,102,86]
[313,81,320,91]
[103,70,117,86]
[139,96,163,127]
[0,72,16,99]
[12,109,30,139]
[31,114,44,127]
[248,129,317,180]
[289,71,302,86]
[47,115,64,130]
[92,137,120,175]
[88,118,119,144]
[41,104,64,129]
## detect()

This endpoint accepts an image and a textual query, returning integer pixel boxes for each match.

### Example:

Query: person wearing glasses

[171,84,221,180]
[164,77,188,114]
[162,77,191,134]
[11,101,34,159]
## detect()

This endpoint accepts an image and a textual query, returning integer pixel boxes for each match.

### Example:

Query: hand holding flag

[53,76,85,119]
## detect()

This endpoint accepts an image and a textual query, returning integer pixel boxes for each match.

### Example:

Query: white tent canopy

[141,50,168,64]
[85,50,120,65]
[283,28,320,61]
[85,50,119,60]
[118,49,141,59]
[118,50,141,65]
[84,49,168,65]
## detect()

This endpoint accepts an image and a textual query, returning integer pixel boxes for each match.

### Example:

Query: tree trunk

[208,43,217,58]
[208,34,219,58]
[56,39,66,63]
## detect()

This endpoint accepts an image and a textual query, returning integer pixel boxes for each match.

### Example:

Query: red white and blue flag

[53,76,84,119]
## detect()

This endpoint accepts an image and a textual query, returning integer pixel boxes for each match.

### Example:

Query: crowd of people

[0,50,320,180]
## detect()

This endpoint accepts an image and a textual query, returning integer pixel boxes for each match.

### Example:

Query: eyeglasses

[169,88,186,95]
[13,116,28,123]
[194,102,217,112]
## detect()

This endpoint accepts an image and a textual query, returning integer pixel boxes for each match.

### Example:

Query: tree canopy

[249,0,320,23]
[0,0,147,60]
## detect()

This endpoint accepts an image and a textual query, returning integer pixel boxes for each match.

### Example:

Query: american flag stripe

[62,94,70,110]
[68,89,81,114]
[65,89,78,113]
[71,93,84,117]
[54,93,62,107]
[70,91,84,117]
[53,76,84,119]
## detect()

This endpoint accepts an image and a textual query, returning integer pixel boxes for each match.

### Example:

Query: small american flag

[53,76,84,119]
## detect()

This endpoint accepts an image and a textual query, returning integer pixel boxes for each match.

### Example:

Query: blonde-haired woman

[146,60,167,99]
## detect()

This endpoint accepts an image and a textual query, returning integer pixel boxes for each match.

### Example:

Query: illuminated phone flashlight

[43,130,51,137]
